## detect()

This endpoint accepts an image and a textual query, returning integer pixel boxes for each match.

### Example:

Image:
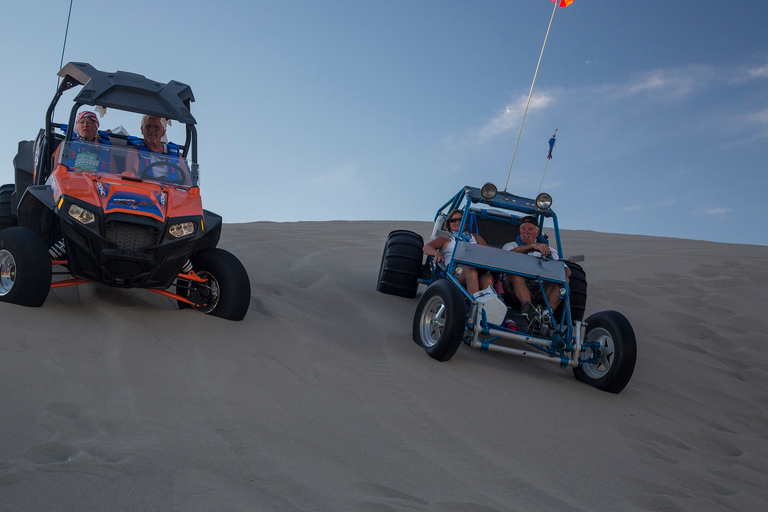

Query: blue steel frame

[420,186,577,356]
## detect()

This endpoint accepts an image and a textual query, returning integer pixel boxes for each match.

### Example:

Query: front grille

[105,222,158,251]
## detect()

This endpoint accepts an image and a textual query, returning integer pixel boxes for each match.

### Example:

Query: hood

[95,179,167,222]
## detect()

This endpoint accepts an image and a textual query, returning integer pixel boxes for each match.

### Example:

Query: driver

[502,216,570,319]
[125,115,187,182]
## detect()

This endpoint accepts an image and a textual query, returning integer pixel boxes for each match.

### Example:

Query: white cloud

[476,91,555,143]
[623,205,642,212]
[593,65,714,104]
[747,63,768,78]
[312,163,356,186]
[699,207,731,216]
[743,107,768,126]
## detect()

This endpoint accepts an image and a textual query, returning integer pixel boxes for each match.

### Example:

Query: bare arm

[423,237,449,264]
[511,242,551,257]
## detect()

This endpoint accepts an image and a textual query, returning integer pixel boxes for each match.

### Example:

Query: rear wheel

[573,310,636,393]
[412,279,467,361]
[0,227,52,307]
[555,261,587,322]
[176,249,251,321]
[377,230,424,298]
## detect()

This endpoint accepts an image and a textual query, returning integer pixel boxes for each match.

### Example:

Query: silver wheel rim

[0,249,16,297]
[195,271,220,313]
[582,327,615,378]
[419,295,447,348]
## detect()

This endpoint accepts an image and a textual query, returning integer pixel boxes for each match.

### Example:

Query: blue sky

[1,0,766,245]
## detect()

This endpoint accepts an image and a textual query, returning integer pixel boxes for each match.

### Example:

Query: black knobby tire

[565,261,587,322]
[0,227,52,307]
[0,184,18,232]
[175,248,251,321]
[377,230,424,298]
[573,310,637,394]
[412,279,467,362]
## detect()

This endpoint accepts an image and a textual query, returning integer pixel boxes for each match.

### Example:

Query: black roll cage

[37,62,198,187]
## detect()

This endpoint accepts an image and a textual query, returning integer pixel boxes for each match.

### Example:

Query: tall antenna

[504,0,560,192]
[56,0,75,89]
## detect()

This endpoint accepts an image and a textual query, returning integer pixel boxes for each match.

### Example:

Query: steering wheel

[139,160,187,184]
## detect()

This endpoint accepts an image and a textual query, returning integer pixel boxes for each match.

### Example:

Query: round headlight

[480,182,497,200]
[536,192,553,210]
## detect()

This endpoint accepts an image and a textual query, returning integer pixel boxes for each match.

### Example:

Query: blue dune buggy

[377,184,636,393]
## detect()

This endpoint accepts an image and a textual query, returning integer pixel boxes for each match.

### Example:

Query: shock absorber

[49,239,66,259]
[181,259,193,273]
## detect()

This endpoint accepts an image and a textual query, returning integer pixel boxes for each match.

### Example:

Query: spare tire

[376,230,424,298]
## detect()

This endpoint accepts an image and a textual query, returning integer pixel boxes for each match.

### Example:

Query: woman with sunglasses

[422,209,494,297]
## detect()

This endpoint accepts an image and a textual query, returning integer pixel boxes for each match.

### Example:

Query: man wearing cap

[502,216,570,319]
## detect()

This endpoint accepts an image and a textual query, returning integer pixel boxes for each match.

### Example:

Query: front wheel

[412,279,467,361]
[573,310,637,393]
[0,227,52,307]
[176,249,251,321]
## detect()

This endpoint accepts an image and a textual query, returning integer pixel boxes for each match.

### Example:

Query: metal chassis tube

[48,259,208,306]
[469,320,586,368]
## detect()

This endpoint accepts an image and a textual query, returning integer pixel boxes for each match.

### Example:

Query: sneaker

[521,301,537,320]
[540,310,554,329]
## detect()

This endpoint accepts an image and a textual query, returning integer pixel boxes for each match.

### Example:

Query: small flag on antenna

[551,0,574,7]
[547,130,557,160]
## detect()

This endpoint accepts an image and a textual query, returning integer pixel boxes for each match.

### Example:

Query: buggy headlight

[481,182,497,200]
[536,193,552,210]
[68,204,95,225]
[169,222,195,238]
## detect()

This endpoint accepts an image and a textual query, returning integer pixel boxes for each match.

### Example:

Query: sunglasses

[448,217,462,224]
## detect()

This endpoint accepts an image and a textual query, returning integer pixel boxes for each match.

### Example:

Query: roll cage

[425,185,573,328]
[36,62,199,187]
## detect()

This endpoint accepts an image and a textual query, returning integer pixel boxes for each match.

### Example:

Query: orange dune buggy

[0,62,250,320]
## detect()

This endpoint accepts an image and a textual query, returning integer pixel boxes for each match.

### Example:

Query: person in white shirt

[422,209,494,297]
[502,216,570,318]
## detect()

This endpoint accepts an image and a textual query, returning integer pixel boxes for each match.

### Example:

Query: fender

[16,185,57,243]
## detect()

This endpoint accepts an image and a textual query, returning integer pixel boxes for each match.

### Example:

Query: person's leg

[459,266,480,295]
[509,275,531,304]
[546,284,563,310]
[545,266,571,310]
[479,271,494,292]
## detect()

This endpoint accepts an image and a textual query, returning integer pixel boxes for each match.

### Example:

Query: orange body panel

[49,165,202,222]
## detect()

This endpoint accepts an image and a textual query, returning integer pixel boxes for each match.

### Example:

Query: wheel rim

[419,295,447,348]
[192,271,220,313]
[582,327,615,378]
[0,249,16,297]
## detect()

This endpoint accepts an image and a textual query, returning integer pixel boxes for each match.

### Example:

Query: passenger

[125,115,187,182]
[502,215,571,318]
[423,209,494,297]
[53,110,113,172]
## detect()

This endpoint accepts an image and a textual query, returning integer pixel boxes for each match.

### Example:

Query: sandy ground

[1,221,767,511]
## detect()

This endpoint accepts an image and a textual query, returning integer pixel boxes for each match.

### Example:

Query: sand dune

[1,221,767,511]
